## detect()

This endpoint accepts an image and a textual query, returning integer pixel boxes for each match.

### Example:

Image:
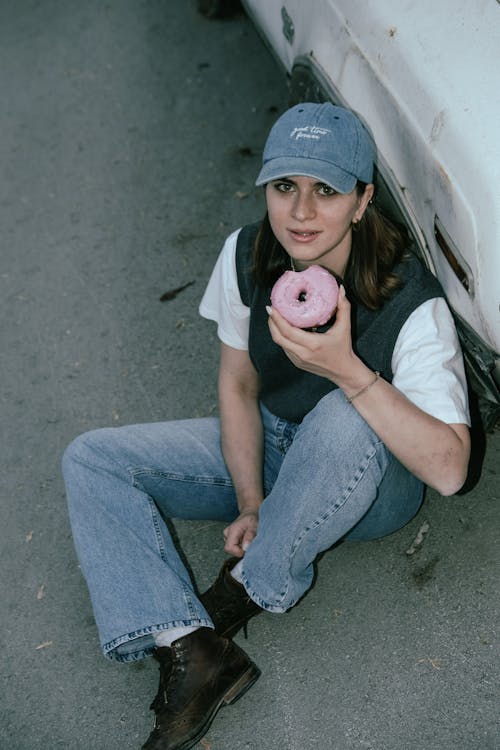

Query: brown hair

[252,182,408,310]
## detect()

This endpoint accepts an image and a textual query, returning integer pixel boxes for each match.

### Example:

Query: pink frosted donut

[270,265,339,328]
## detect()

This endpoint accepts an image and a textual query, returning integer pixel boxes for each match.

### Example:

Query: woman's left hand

[223,509,259,558]
[267,285,358,384]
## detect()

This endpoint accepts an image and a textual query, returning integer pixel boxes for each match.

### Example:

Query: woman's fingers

[330,284,350,331]
[223,514,258,556]
[223,526,244,557]
[267,306,303,343]
[267,307,317,360]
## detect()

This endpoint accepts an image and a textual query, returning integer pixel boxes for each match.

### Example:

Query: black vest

[236,222,444,423]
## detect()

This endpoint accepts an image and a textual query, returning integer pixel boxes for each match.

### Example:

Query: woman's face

[265,176,374,276]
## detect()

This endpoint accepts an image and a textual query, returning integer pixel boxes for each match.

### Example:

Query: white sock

[230,560,244,584]
[153,625,199,648]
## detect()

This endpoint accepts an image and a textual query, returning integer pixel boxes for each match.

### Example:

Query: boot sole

[170,662,261,750]
[222,662,260,705]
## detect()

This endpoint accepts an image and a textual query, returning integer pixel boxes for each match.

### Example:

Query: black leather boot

[199,558,263,639]
[142,628,260,750]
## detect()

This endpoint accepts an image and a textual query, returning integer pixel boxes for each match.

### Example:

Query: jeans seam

[131,468,233,487]
[290,442,384,556]
[270,441,385,609]
[137,477,215,616]
[146,496,168,562]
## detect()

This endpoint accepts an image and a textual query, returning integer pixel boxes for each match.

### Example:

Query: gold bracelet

[346,371,380,404]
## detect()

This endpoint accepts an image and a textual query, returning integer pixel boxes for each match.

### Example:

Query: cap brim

[255,156,357,194]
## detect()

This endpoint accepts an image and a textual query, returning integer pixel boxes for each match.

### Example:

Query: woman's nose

[291,192,315,221]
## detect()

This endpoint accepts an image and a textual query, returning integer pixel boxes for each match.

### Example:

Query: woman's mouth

[288,229,320,242]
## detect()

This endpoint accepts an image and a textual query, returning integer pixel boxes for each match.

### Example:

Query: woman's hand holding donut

[267,285,360,385]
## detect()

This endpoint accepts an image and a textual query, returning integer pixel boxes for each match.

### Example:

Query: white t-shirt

[199,229,470,426]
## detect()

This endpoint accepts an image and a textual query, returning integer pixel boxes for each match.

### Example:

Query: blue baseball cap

[255,102,374,193]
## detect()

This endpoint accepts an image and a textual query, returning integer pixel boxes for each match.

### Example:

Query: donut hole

[298,289,307,302]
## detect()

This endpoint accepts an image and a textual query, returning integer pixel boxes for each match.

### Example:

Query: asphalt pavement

[1,2,499,748]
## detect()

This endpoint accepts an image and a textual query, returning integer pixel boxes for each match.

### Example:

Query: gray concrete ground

[0,2,498,748]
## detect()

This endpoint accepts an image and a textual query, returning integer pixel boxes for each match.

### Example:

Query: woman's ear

[354,183,375,222]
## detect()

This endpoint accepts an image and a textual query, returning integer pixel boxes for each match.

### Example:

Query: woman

[62,103,470,750]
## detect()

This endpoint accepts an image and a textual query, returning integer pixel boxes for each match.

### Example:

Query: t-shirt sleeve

[198,229,250,350]
[391,297,470,425]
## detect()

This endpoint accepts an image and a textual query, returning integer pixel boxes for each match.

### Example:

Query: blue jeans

[62,390,423,663]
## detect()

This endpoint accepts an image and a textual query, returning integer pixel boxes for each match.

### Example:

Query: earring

[352,219,361,232]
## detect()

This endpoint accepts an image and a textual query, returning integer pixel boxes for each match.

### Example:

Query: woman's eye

[317,184,336,196]
[273,181,294,193]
